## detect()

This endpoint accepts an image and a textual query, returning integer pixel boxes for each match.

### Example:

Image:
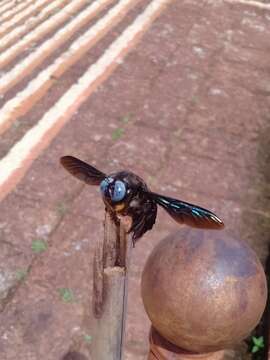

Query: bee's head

[100,176,127,205]
[100,171,147,212]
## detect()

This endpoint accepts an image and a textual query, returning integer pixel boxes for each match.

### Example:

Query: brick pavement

[0,0,269,359]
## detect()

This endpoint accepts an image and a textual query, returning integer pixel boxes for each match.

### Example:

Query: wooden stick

[91,210,132,360]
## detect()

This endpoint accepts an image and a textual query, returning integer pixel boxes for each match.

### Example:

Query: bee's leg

[106,206,119,227]
[128,200,157,243]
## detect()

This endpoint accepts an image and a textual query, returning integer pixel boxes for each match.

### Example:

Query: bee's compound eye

[100,179,108,194]
[112,180,126,202]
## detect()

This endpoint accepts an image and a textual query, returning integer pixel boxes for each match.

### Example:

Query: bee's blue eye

[112,180,126,202]
[100,179,108,194]
[100,177,113,195]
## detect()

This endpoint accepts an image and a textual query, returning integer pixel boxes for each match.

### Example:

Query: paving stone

[0,1,270,359]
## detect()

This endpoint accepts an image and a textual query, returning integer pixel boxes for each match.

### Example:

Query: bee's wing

[150,192,224,229]
[60,156,106,185]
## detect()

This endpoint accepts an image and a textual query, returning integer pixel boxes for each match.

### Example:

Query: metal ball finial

[141,229,267,353]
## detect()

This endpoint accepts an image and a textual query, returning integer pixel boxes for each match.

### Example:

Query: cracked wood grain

[92,210,132,360]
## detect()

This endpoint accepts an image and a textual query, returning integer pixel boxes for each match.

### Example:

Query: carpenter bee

[60,156,224,245]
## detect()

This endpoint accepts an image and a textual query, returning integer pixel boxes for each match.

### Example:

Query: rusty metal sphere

[141,229,267,353]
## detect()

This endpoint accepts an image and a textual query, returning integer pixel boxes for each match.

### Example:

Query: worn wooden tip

[91,210,132,360]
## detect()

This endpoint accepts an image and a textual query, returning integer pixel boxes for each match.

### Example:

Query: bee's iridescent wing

[150,192,224,229]
[60,156,106,185]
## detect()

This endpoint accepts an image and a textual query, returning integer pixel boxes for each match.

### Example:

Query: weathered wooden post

[91,211,132,360]
[59,155,133,359]
[141,229,267,360]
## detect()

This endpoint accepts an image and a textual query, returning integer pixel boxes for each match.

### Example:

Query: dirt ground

[0,0,270,359]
